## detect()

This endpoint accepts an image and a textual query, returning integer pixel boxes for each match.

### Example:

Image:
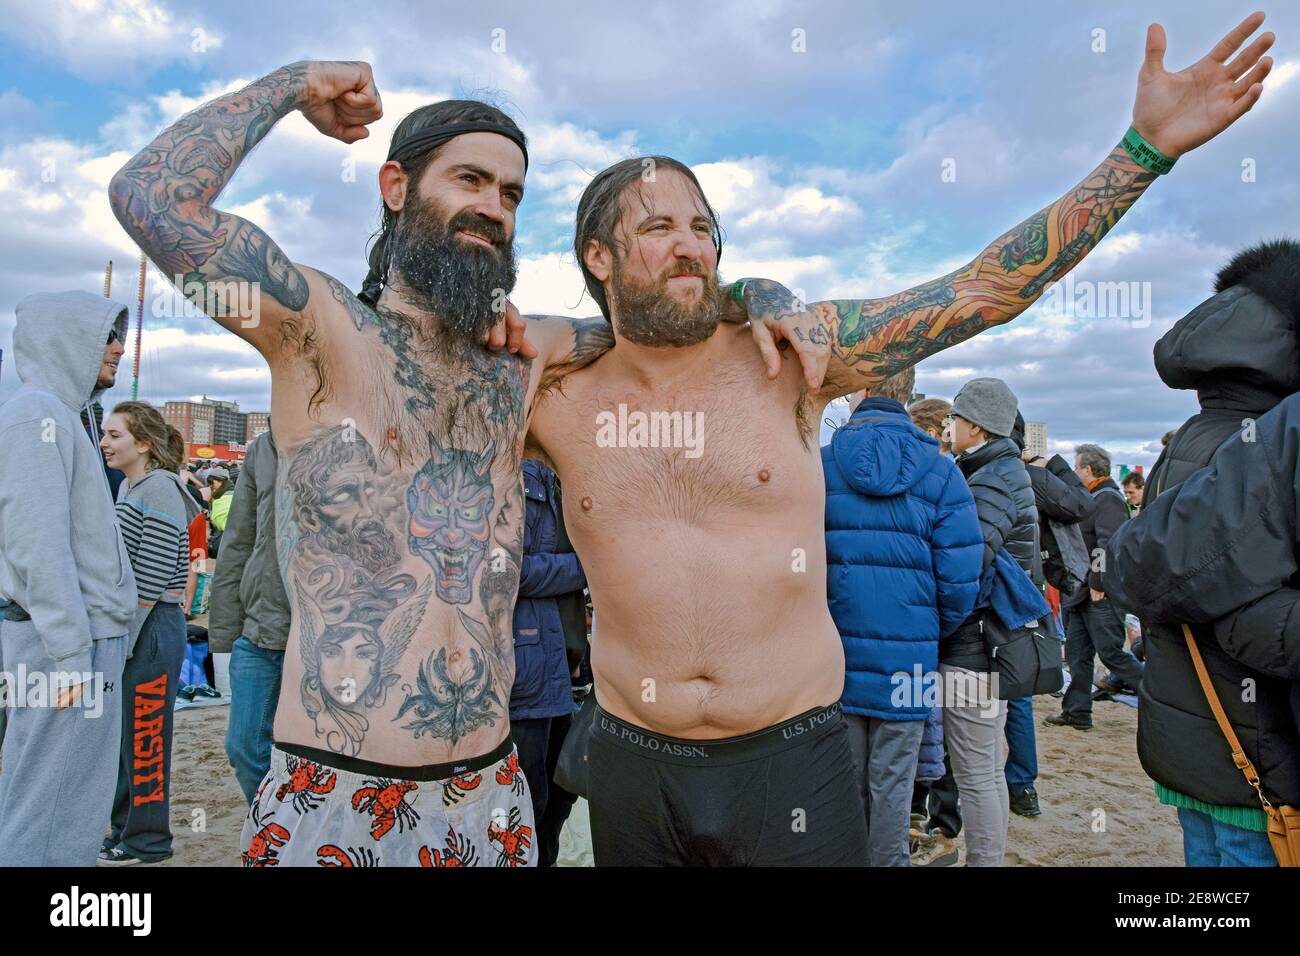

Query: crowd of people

[1,13,1295,869]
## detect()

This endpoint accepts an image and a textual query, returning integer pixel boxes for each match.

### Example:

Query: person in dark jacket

[1001,413,1096,818]
[823,367,982,866]
[1046,443,1140,730]
[209,431,290,804]
[944,377,1036,867]
[511,460,587,866]
[1106,394,1300,867]
[1121,471,1145,514]
[1105,238,1300,867]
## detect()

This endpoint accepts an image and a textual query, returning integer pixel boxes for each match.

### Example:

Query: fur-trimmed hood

[1213,238,1300,316]
[1155,238,1300,403]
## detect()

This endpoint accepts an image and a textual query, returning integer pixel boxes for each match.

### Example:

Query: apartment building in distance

[165,397,270,445]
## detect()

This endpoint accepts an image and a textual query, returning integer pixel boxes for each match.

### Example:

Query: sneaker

[192,684,222,699]
[96,847,171,867]
[1043,713,1092,731]
[1009,787,1041,817]
[909,811,927,832]
[177,685,196,701]
[911,830,960,867]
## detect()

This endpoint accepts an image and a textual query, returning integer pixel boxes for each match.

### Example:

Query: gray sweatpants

[845,714,926,866]
[0,619,126,866]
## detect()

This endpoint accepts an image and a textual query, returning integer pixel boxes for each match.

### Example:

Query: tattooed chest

[349,321,531,472]
[277,355,530,757]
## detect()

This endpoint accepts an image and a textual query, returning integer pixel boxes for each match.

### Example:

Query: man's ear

[584,239,612,283]
[379,160,408,213]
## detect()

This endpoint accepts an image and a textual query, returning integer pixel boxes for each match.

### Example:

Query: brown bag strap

[1181,624,1275,811]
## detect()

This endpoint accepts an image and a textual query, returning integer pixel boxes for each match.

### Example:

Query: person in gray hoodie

[0,290,138,866]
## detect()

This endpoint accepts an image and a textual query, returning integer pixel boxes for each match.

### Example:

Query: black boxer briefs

[587,702,869,866]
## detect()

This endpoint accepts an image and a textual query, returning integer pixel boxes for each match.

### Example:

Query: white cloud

[513,252,592,317]
[0,0,223,79]
[695,158,861,241]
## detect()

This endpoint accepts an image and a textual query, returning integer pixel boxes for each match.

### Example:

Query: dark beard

[387,194,518,346]
[610,259,722,348]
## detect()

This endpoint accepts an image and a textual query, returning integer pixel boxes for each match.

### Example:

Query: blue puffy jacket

[510,461,586,721]
[823,397,983,720]
[916,707,945,783]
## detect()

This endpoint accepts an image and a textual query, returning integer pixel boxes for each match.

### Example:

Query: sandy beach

[163,693,1180,867]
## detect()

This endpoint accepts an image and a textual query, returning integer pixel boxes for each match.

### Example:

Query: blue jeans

[1178,808,1276,867]
[224,637,284,805]
[1003,696,1038,795]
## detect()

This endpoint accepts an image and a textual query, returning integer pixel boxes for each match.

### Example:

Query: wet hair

[1122,471,1145,489]
[110,401,184,472]
[574,155,723,320]
[359,100,526,306]
[1075,443,1112,479]
[869,367,915,405]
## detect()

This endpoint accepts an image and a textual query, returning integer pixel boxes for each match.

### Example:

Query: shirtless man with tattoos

[109,64,605,867]
[522,14,1274,865]
[107,61,801,867]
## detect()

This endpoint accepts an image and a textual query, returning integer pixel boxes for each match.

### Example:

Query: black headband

[386,121,529,170]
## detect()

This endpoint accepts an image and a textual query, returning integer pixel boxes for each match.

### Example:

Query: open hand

[1132,12,1273,158]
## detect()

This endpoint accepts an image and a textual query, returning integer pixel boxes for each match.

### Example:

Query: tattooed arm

[108,61,382,354]
[737,14,1274,399]
[525,314,616,386]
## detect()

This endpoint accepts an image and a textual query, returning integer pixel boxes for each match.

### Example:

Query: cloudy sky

[0,0,1295,469]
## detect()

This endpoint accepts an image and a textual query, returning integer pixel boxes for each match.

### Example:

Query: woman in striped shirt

[97,401,201,865]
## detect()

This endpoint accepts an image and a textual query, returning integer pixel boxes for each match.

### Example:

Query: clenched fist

[293,60,383,144]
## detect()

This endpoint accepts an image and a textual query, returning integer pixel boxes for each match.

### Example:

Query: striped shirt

[116,470,192,650]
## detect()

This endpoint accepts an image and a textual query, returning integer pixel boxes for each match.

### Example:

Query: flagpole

[132,254,146,400]
[103,260,113,298]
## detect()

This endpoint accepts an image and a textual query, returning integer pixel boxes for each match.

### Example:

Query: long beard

[387,196,518,346]
[610,259,722,348]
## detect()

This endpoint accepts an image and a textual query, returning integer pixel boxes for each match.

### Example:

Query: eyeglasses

[106,328,121,346]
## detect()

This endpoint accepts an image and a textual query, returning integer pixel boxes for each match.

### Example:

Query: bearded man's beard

[386,192,518,345]
[610,258,723,348]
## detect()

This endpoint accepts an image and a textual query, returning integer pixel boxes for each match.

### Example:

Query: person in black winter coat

[1045,443,1140,730]
[1144,240,1300,502]
[1013,414,1096,594]
[1001,413,1096,818]
[942,377,1037,867]
[1105,237,1300,867]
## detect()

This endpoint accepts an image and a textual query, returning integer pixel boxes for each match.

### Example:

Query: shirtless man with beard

[523,14,1275,865]
[110,63,573,867]
[109,61,806,867]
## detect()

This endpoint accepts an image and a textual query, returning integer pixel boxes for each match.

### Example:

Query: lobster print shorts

[240,738,536,867]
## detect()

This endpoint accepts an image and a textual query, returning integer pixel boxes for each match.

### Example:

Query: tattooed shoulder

[322,271,380,331]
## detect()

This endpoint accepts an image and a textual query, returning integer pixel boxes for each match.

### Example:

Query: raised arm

[108,61,382,355]
[735,13,1274,399]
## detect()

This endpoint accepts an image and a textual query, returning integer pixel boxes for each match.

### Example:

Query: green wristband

[1120,126,1177,176]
